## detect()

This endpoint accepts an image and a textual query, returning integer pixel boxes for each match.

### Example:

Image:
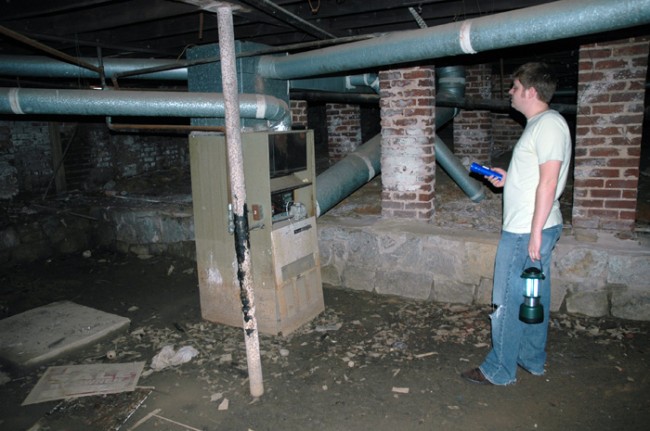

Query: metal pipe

[435,66,485,202]
[0,88,290,126]
[257,0,650,79]
[217,4,264,399]
[0,34,381,83]
[290,73,379,95]
[0,25,103,75]
[0,55,188,81]
[106,122,226,134]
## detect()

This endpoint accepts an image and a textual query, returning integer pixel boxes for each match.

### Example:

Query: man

[461,62,572,385]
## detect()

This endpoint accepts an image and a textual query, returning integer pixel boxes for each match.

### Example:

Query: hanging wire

[307,0,320,14]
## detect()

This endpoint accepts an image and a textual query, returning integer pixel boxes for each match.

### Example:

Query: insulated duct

[0,88,290,127]
[257,0,650,79]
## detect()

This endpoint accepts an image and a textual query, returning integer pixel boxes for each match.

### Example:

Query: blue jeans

[479,225,562,385]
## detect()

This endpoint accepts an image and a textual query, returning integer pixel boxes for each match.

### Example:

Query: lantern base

[519,303,543,324]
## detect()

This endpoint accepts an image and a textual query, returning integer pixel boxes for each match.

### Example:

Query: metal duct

[316,134,382,217]
[0,55,188,81]
[257,0,650,79]
[0,88,290,127]
[290,73,379,95]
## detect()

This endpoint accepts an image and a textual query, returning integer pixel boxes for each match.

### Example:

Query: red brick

[574,199,604,208]
[608,158,639,168]
[604,200,636,209]
[595,59,627,70]
[589,148,620,157]
[592,104,625,115]
[591,189,621,198]
[605,179,638,188]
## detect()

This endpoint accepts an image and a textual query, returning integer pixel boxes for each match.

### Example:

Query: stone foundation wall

[318,216,650,322]
[2,203,649,322]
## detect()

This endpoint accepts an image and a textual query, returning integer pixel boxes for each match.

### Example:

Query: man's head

[512,62,557,103]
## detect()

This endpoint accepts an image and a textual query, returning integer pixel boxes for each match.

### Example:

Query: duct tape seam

[9,88,24,114]
[459,20,477,54]
[255,94,267,119]
[351,153,376,180]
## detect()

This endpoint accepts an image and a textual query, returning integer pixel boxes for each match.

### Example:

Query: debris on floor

[23,361,145,405]
[149,345,199,371]
[29,387,152,431]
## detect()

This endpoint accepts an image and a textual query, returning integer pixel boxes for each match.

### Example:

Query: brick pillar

[326,103,361,162]
[290,100,308,129]
[379,66,436,221]
[573,37,649,231]
[453,64,493,164]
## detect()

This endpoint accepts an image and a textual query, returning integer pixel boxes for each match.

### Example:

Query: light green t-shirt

[503,110,572,234]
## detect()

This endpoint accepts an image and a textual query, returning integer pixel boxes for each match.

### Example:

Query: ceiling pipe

[0,34,381,83]
[256,0,650,79]
[0,55,188,81]
[0,87,290,128]
[290,73,379,95]
[0,1,647,86]
[0,25,103,75]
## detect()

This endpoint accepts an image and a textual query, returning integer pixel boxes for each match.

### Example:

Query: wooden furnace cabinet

[189,130,324,335]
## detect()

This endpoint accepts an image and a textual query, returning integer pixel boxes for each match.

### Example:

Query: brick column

[290,100,308,129]
[379,66,436,221]
[573,37,649,231]
[326,103,361,162]
[453,64,492,164]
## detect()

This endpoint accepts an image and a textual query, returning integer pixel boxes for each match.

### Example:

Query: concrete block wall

[573,36,649,231]
[326,103,361,162]
[379,66,436,221]
[453,64,493,164]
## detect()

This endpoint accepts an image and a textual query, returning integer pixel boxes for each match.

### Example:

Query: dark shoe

[460,368,492,385]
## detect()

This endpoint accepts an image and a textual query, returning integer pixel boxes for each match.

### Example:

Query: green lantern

[519,262,545,324]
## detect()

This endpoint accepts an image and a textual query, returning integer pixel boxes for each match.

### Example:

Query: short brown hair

[513,62,557,103]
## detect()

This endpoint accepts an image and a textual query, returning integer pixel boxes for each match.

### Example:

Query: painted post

[216,4,264,398]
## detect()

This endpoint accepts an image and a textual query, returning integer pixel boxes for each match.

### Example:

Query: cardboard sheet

[23,361,145,405]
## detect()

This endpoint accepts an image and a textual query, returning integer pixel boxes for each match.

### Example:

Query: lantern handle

[522,256,543,275]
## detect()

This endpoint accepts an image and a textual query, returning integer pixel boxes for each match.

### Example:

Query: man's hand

[487,167,507,188]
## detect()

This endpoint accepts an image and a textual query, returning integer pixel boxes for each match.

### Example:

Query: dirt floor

[1,249,649,431]
[1,163,649,430]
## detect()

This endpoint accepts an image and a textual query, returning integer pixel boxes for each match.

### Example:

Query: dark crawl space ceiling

[0,1,647,95]
[0,0,562,58]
